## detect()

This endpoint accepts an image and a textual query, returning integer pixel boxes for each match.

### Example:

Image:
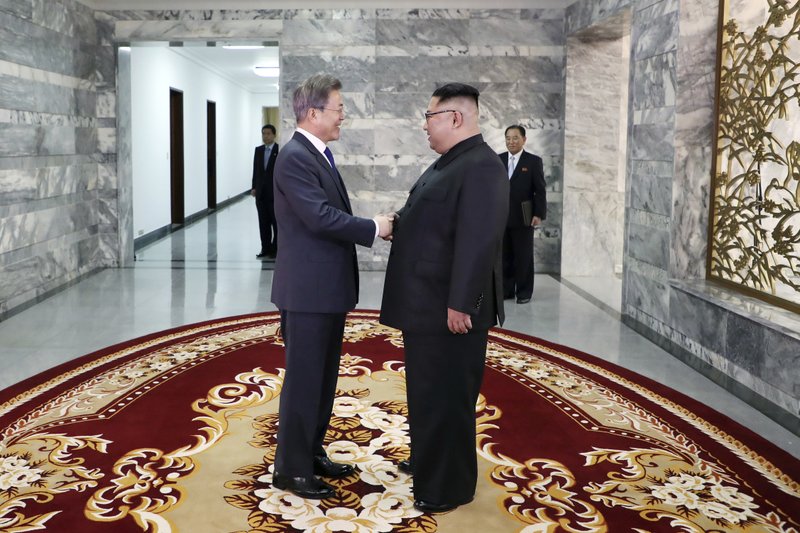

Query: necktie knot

[323,147,336,169]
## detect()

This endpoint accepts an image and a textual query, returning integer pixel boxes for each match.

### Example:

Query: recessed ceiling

[166,44,280,94]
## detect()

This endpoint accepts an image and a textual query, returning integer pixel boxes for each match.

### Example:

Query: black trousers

[256,196,278,253]
[403,329,488,505]
[274,310,346,476]
[502,225,534,299]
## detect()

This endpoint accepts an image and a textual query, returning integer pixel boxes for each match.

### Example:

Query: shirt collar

[295,127,327,157]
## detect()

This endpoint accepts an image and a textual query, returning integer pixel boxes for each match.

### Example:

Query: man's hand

[374,213,396,240]
[447,308,472,335]
[532,216,541,228]
[251,189,257,197]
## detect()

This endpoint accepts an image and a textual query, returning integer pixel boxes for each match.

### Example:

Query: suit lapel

[294,133,352,213]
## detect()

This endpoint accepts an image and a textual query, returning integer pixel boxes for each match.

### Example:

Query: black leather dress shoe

[516,297,531,304]
[414,499,463,513]
[272,473,334,499]
[397,460,412,474]
[313,456,354,478]
[256,251,268,259]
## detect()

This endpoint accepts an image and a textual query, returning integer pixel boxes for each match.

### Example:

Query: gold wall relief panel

[710,0,800,312]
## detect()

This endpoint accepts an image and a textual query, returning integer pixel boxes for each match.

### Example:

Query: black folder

[521,200,533,226]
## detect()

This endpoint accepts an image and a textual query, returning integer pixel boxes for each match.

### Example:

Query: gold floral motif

[0,434,110,532]
[488,331,800,499]
[711,0,800,309]
[84,368,283,528]
[583,448,795,532]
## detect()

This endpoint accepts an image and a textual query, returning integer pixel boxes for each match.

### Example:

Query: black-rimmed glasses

[423,109,459,121]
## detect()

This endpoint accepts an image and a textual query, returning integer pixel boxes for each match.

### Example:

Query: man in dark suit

[252,124,279,258]
[270,74,394,499]
[380,83,508,514]
[499,125,547,304]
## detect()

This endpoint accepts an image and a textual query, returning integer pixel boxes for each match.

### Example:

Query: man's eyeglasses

[317,106,345,116]
[423,109,459,121]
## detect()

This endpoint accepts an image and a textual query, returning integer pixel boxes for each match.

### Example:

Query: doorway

[207,100,217,210]
[169,88,185,225]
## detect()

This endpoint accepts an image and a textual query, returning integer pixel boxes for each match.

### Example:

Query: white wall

[131,47,279,238]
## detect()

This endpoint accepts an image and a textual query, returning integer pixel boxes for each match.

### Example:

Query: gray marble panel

[375,9,469,20]
[374,163,429,193]
[630,123,674,161]
[762,329,800,396]
[95,44,115,89]
[374,92,429,119]
[376,19,469,46]
[625,268,670,321]
[724,313,765,376]
[281,54,374,84]
[340,163,373,193]
[467,18,565,47]
[669,287,728,354]
[0,12,96,78]
[113,19,283,41]
[628,222,669,267]
[282,19,374,46]
[0,75,94,116]
[481,92,563,122]
[534,233,561,273]
[629,171,672,216]
[0,163,97,206]
[33,0,97,42]
[374,121,431,156]
[0,1,32,20]
[0,124,89,157]
[330,128,374,157]
[669,143,710,278]
[632,52,676,110]
[566,0,632,35]
[632,9,678,60]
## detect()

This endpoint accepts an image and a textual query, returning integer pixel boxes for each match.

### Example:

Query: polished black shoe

[256,251,268,259]
[516,297,531,304]
[397,460,412,474]
[272,473,334,499]
[313,456,354,478]
[414,499,463,513]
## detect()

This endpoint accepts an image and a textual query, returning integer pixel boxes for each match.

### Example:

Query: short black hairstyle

[505,125,526,137]
[262,124,276,134]
[431,83,480,107]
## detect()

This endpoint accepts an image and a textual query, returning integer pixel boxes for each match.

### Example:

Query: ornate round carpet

[1,311,798,532]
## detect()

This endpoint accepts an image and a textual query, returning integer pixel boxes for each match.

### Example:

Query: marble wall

[567,0,800,425]
[0,0,116,319]
[562,11,629,277]
[0,4,567,316]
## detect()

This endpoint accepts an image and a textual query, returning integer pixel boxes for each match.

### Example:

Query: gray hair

[292,74,342,122]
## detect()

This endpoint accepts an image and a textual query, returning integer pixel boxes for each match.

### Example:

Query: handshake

[373,213,397,241]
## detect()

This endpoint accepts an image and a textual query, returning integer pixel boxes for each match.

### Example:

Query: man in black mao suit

[270,74,394,500]
[380,83,508,514]
[499,125,547,304]
[252,124,279,258]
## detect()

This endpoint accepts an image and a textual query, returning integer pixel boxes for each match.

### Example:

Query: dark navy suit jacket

[271,132,375,314]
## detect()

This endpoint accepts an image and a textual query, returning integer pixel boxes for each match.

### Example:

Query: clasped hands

[373,212,396,240]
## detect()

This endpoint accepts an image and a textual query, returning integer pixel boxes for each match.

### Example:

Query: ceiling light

[253,66,280,78]
[223,45,265,50]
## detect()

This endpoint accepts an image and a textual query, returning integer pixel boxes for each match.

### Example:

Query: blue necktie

[323,147,336,170]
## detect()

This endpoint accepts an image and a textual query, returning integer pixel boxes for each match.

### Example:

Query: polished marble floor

[0,198,797,458]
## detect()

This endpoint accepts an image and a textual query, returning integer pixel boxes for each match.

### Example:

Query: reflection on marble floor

[0,199,796,458]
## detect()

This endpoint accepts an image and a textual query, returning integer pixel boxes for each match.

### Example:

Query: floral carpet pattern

[0,311,798,532]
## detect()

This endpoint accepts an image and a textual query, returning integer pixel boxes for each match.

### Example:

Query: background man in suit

[380,83,508,514]
[271,74,394,499]
[252,124,279,258]
[499,125,547,304]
